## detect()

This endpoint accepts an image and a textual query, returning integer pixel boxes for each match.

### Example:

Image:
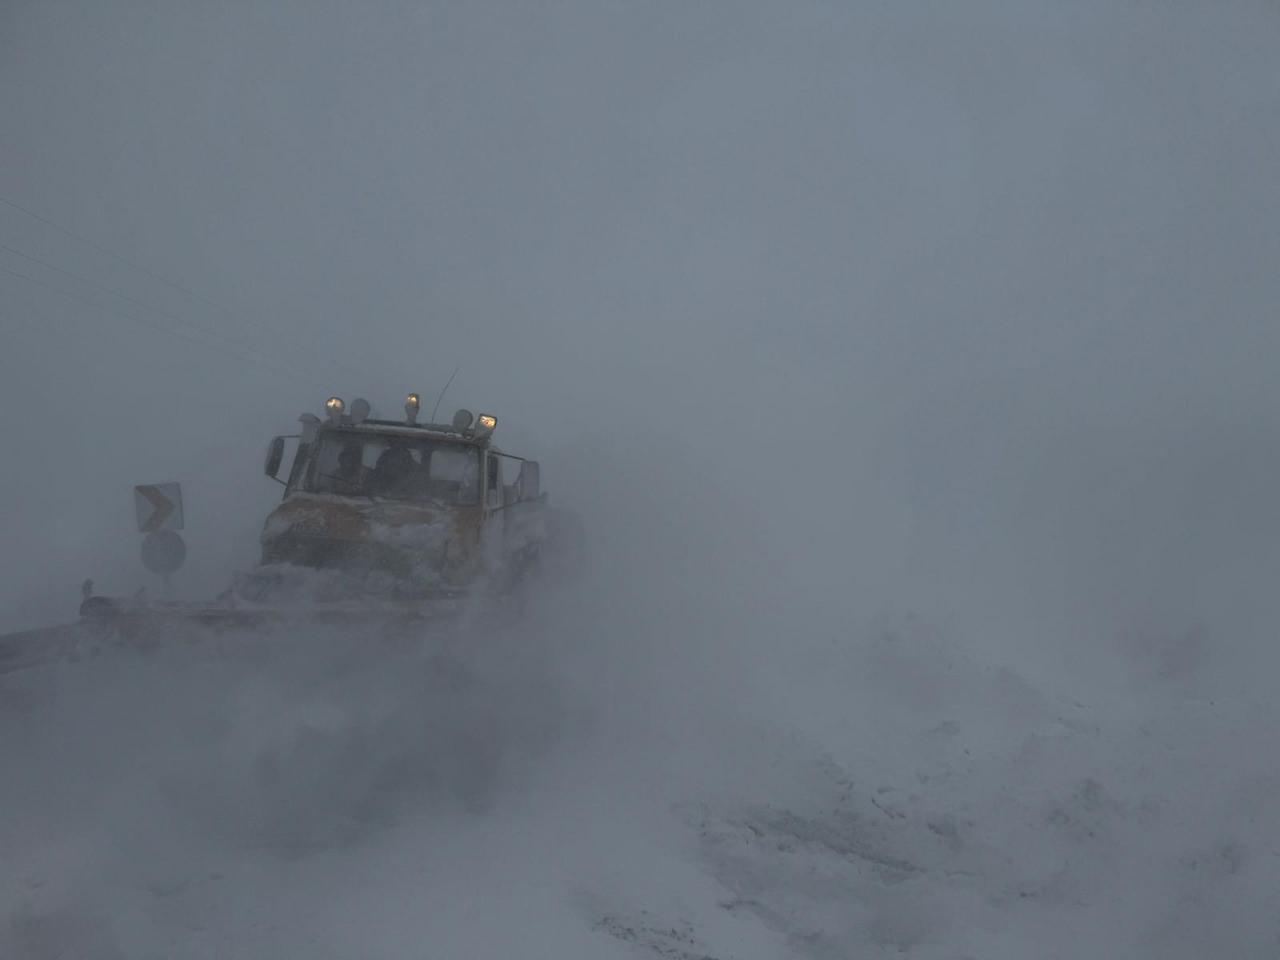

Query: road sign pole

[140,529,186,579]
[135,483,187,589]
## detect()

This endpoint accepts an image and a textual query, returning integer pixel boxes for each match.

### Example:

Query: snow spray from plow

[0,392,582,676]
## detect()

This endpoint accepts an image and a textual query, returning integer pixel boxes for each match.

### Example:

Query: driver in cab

[371,442,419,498]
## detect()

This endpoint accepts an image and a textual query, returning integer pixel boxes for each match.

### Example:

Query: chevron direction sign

[134,483,184,533]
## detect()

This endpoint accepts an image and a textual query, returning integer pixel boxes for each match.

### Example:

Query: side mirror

[517,460,540,500]
[264,436,286,480]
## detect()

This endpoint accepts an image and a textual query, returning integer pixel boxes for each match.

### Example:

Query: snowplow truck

[252,394,547,601]
[0,393,565,674]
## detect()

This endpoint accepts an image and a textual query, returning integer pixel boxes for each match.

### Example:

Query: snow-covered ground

[3,583,1276,959]
[4,3,1279,956]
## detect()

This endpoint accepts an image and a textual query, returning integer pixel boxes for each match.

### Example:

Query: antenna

[430,366,460,424]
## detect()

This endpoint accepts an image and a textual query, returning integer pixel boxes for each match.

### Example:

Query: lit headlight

[325,396,345,420]
[405,393,421,423]
[476,414,497,434]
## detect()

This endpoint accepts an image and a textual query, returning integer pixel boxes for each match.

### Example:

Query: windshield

[304,431,481,504]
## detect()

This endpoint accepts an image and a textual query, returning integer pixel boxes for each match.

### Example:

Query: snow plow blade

[0,621,102,676]
[0,601,279,677]
[0,591,464,677]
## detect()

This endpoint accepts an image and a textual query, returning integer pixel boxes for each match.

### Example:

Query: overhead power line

[0,261,318,389]
[0,192,245,324]
[0,192,373,387]
[0,238,263,356]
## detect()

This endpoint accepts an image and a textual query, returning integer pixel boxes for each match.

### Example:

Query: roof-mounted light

[405,392,421,424]
[325,396,345,421]
[452,409,474,430]
[349,398,371,424]
[475,413,497,436]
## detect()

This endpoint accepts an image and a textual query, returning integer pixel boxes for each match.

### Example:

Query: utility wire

[2,267,285,405]
[0,239,283,363]
[0,192,372,387]
[0,193,256,328]
[0,262,320,391]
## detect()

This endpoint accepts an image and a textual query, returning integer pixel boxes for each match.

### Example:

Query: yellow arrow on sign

[138,485,175,533]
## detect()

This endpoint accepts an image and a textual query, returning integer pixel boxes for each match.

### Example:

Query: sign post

[134,483,185,593]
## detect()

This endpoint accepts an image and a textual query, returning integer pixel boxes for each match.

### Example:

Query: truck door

[485,454,502,510]
[480,454,504,571]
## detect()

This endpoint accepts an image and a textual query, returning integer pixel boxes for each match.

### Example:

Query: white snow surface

[2,581,1277,959]
[3,1,1279,955]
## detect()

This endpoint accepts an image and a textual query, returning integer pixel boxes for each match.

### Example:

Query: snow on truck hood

[258,492,482,585]
[260,492,464,546]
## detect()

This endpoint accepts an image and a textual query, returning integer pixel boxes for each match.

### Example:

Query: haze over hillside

[2,2,1278,957]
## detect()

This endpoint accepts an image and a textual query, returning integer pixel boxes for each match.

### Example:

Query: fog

[2,2,1279,957]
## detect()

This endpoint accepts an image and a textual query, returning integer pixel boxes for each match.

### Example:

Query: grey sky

[3,0,1279,671]
[4,4,1280,957]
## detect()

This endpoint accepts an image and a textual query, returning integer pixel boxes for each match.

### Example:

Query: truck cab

[261,394,544,598]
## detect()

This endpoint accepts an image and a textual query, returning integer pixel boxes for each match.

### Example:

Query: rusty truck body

[254,394,546,602]
[0,393,556,673]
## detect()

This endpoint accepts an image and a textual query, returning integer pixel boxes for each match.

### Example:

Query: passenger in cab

[371,441,419,498]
